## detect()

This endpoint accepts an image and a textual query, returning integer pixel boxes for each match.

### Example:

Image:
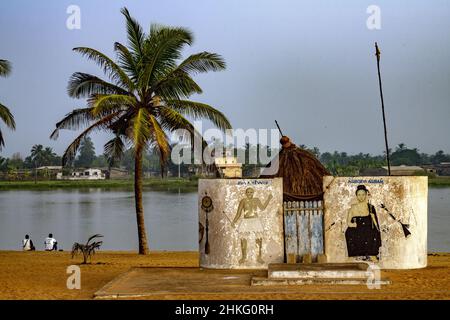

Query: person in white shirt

[44,233,58,251]
[22,234,35,251]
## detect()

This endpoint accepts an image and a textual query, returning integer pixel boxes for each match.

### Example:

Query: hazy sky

[0,0,449,158]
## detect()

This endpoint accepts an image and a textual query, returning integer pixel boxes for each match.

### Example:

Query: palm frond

[132,107,152,148]
[73,47,133,90]
[50,107,97,140]
[154,71,202,100]
[0,59,11,77]
[87,234,103,245]
[62,112,120,165]
[141,24,193,88]
[157,107,220,174]
[120,7,145,57]
[157,107,210,153]
[177,52,226,75]
[68,72,129,98]
[165,100,231,131]
[104,135,126,164]
[148,115,170,176]
[0,130,4,151]
[0,103,16,130]
[114,42,138,82]
[89,94,135,116]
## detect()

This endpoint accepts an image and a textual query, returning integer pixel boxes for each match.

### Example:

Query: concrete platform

[252,277,390,286]
[94,266,390,299]
[268,263,370,279]
[94,267,268,299]
[251,263,390,286]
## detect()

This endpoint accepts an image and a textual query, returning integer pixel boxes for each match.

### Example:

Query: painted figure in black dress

[345,185,382,261]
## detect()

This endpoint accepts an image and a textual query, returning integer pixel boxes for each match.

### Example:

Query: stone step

[251,276,391,286]
[268,263,371,279]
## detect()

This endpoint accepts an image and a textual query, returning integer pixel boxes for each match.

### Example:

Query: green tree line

[2,141,448,177]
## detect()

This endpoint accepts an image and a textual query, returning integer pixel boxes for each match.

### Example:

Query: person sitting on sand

[44,233,58,251]
[22,234,35,251]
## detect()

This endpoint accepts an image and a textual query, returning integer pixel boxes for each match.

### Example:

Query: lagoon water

[0,187,449,252]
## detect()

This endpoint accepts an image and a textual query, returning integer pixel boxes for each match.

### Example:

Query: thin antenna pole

[275,120,284,137]
[375,42,391,176]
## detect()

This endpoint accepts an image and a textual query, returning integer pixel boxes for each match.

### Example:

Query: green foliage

[7,152,24,169]
[319,151,386,176]
[390,144,422,165]
[428,177,450,187]
[51,7,231,253]
[0,156,8,170]
[0,59,15,150]
[0,177,198,190]
[29,145,59,167]
[430,150,450,164]
[51,7,231,171]
[0,59,11,77]
[71,234,103,264]
[91,154,108,167]
[75,137,96,168]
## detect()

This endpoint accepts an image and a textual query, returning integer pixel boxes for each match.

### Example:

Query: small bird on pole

[375,42,391,176]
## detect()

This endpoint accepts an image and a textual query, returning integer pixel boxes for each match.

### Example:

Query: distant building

[421,163,450,176]
[98,167,130,179]
[57,168,105,180]
[360,165,425,176]
[214,151,242,178]
[384,165,426,176]
[37,166,63,171]
[37,166,63,179]
[186,164,215,177]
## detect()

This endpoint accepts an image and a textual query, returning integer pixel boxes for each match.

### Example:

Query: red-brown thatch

[260,136,330,201]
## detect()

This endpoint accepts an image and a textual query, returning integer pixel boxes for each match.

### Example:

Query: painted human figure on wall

[232,187,273,264]
[345,184,382,261]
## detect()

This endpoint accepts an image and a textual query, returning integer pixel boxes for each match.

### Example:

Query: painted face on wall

[356,189,368,202]
[245,188,255,199]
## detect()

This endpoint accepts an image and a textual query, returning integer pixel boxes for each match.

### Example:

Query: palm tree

[30,144,45,165]
[42,147,57,164]
[0,59,15,151]
[397,143,406,151]
[51,8,231,254]
[30,144,45,183]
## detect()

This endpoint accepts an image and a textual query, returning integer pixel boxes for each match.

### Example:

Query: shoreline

[0,178,198,191]
[0,177,449,190]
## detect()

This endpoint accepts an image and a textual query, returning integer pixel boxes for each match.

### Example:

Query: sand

[0,250,449,300]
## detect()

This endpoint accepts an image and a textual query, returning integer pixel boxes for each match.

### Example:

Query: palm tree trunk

[134,144,149,254]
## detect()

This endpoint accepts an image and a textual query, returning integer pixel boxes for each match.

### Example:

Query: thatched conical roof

[260,136,329,201]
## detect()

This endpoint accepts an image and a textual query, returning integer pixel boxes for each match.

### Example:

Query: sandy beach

[0,250,449,300]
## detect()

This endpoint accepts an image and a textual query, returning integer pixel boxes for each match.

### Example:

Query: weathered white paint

[251,277,390,286]
[323,176,428,269]
[284,202,298,258]
[268,263,370,279]
[199,178,284,269]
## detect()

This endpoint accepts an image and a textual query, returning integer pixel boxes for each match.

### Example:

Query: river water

[0,187,448,252]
